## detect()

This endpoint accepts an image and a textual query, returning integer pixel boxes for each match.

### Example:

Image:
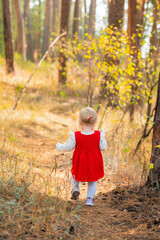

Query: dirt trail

[19,113,160,240]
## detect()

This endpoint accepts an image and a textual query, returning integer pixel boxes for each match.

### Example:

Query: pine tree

[2,0,14,74]
[58,0,72,85]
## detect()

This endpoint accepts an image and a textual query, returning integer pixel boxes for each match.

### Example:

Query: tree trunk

[23,0,34,62]
[14,0,26,61]
[128,0,137,122]
[136,0,145,47]
[84,0,88,34]
[37,0,42,59]
[52,0,61,35]
[58,0,71,85]
[52,0,56,35]
[78,0,83,39]
[147,73,160,186]
[57,0,62,33]
[146,1,159,119]
[128,0,137,45]
[128,0,145,122]
[88,0,96,36]
[27,8,35,62]
[149,1,159,72]
[108,0,124,30]
[2,0,14,74]
[72,0,80,39]
[101,0,124,107]
[23,0,30,20]
[42,0,51,55]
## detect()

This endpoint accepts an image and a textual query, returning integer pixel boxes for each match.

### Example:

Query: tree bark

[101,0,124,107]
[149,1,159,71]
[58,0,71,85]
[23,0,30,20]
[42,0,51,55]
[128,0,145,122]
[14,0,26,61]
[128,0,137,122]
[52,0,61,35]
[57,0,62,33]
[128,0,137,45]
[84,0,88,34]
[88,0,96,36]
[145,1,159,121]
[108,0,124,30]
[2,0,14,74]
[78,0,83,39]
[147,73,160,186]
[23,0,34,62]
[27,8,35,62]
[52,0,56,35]
[37,0,42,59]
[72,0,80,39]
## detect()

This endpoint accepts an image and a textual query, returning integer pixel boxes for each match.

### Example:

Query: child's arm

[99,129,107,151]
[56,131,76,152]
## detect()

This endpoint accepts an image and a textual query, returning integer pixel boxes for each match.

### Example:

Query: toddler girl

[56,107,107,206]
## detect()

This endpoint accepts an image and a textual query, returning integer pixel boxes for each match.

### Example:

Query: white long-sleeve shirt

[56,129,107,152]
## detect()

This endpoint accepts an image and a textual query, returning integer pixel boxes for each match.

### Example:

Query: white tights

[71,175,97,199]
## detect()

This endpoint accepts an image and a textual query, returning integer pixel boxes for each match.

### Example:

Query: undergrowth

[0,58,154,239]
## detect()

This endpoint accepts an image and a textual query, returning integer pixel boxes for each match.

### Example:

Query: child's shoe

[85,197,94,206]
[71,190,80,200]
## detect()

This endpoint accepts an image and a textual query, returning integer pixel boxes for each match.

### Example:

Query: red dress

[71,131,104,182]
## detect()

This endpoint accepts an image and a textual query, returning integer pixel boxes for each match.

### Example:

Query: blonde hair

[79,107,97,125]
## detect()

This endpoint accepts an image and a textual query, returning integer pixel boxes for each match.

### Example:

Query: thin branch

[134,78,158,154]
[111,105,130,140]
[13,32,66,110]
[98,102,111,130]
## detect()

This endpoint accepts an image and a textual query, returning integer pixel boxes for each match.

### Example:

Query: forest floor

[0,61,160,240]
[1,107,160,240]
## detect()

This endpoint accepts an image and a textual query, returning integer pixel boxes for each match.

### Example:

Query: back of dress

[71,131,104,182]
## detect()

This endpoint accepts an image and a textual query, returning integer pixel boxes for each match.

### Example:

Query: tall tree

[101,0,124,107]
[58,0,72,85]
[72,0,80,39]
[23,0,30,20]
[23,0,34,62]
[37,0,42,59]
[149,0,159,72]
[2,0,14,74]
[42,0,51,55]
[108,0,124,30]
[84,0,88,34]
[26,8,35,62]
[52,0,56,35]
[88,0,96,36]
[128,0,137,122]
[78,0,83,39]
[128,0,145,122]
[147,73,160,186]
[128,0,137,45]
[52,0,61,36]
[14,0,26,61]
[57,0,62,33]
[146,0,159,121]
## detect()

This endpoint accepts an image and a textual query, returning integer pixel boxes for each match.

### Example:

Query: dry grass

[0,56,156,239]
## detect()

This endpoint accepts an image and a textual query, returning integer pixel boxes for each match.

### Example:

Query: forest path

[16,110,160,240]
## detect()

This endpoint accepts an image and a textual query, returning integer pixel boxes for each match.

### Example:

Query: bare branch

[13,32,66,110]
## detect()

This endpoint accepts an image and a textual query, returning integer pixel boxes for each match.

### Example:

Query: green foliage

[59,90,67,100]
[14,53,36,72]
[15,83,24,96]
